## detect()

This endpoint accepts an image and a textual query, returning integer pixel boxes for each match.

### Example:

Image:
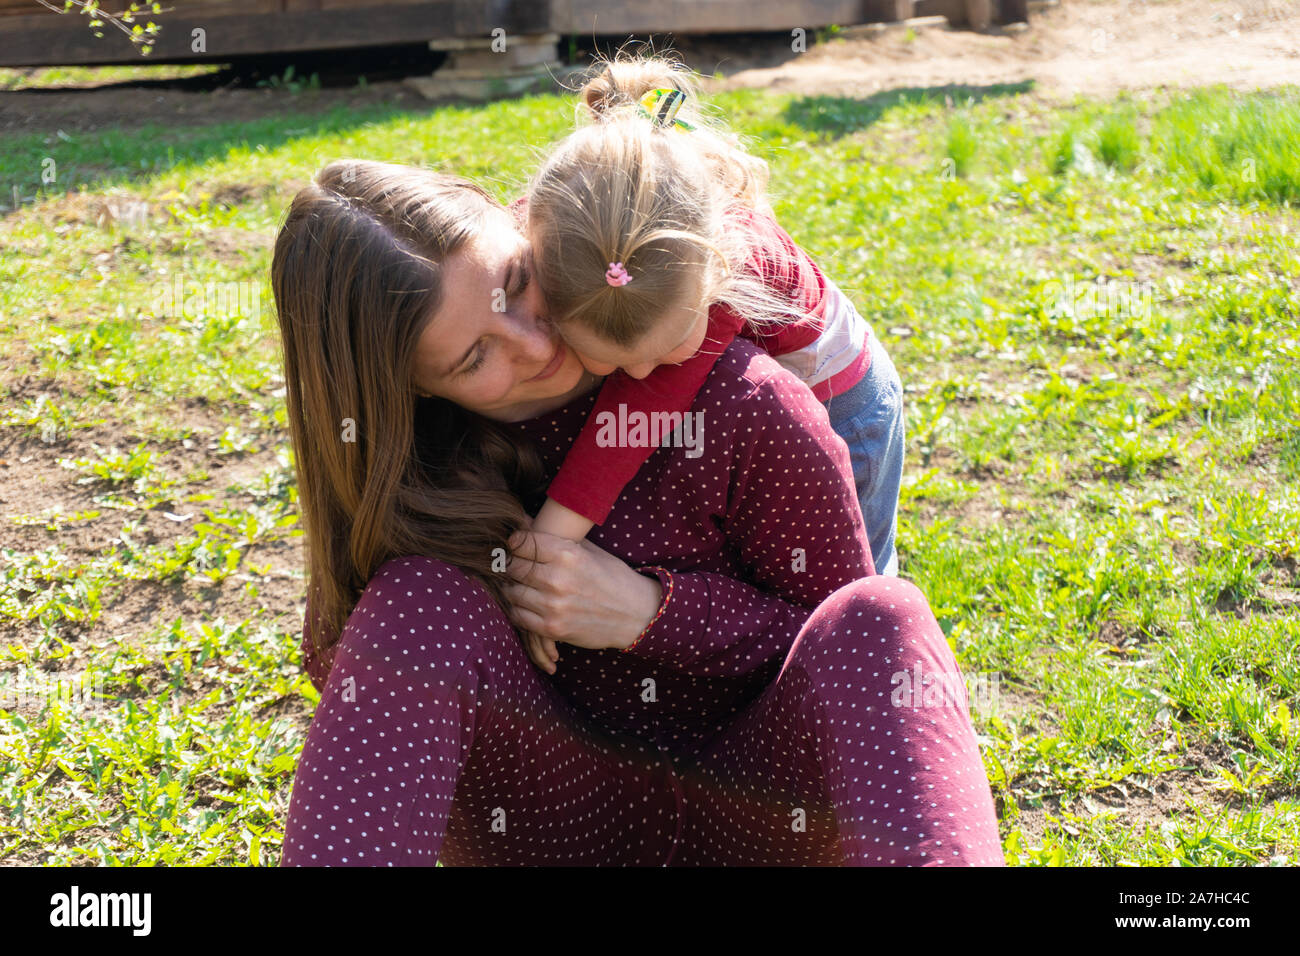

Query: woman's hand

[521,630,560,675]
[504,530,663,659]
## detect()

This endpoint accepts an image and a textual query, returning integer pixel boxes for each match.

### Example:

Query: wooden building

[0,0,1029,68]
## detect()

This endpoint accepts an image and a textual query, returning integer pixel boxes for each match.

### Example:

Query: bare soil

[711,0,1300,98]
[0,377,305,658]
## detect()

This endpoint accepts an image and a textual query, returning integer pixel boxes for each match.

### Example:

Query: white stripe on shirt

[771,279,867,389]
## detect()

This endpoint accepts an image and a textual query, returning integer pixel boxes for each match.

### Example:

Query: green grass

[1158,88,1300,202]
[1095,107,1141,171]
[1,79,1297,865]
[0,64,222,91]
[945,112,978,179]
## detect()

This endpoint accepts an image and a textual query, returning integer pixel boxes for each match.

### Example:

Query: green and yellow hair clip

[638,88,696,132]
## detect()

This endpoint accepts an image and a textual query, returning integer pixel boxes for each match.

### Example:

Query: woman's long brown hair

[271,160,542,661]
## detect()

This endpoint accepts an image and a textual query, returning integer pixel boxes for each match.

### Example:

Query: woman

[273,160,1003,866]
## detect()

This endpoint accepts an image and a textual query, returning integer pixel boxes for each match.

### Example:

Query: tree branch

[33,0,163,53]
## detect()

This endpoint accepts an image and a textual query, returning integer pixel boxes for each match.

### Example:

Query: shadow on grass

[0,95,482,215]
[783,81,1036,138]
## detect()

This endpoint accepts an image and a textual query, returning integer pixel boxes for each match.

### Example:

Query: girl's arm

[532,497,595,541]
[505,348,874,679]
[545,308,743,527]
[529,314,738,674]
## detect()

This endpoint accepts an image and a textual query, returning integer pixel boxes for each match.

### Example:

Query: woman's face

[412,206,591,422]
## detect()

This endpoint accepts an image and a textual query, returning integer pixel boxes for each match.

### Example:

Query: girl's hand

[504,530,663,652]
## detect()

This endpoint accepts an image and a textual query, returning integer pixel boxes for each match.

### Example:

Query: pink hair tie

[605,262,632,287]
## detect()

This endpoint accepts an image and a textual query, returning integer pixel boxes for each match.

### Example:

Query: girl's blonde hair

[527,54,806,349]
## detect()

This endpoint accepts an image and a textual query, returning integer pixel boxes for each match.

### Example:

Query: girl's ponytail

[571,53,765,207]
[578,57,699,123]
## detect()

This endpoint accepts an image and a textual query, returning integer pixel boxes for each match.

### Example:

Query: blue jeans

[821,332,905,576]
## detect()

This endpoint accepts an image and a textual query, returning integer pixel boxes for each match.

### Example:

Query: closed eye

[455,249,530,379]
[457,342,488,376]
[511,252,533,298]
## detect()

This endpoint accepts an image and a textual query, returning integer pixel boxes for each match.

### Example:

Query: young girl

[520,57,906,667]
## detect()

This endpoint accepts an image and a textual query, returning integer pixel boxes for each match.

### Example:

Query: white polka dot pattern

[282,342,1004,866]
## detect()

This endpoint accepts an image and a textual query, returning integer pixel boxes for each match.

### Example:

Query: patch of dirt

[1007,740,1254,852]
[9,186,278,267]
[903,442,1059,535]
[1261,554,1299,587]
[199,225,274,264]
[1095,617,1134,647]
[207,182,276,207]
[986,677,1048,726]
[0,379,304,658]
[1215,582,1300,616]
[0,72,431,137]
[711,0,1300,99]
[46,180,282,223]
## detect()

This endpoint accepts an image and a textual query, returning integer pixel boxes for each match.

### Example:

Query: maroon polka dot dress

[280,342,1005,866]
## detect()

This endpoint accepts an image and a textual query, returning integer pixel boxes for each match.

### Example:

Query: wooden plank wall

[551,0,867,33]
[1,0,1029,67]
[0,0,548,64]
